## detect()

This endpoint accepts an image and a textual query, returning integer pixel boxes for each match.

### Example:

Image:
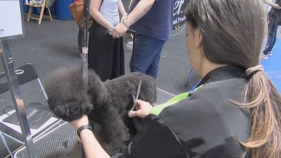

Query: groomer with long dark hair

[70,0,281,157]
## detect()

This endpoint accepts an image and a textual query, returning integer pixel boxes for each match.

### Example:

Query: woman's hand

[111,26,125,38]
[129,100,153,118]
[263,0,281,9]
[108,27,115,35]
[69,115,89,130]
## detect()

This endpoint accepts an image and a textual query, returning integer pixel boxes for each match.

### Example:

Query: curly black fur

[44,66,157,155]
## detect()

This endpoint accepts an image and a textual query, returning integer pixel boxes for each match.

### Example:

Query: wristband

[77,124,92,139]
[122,20,129,29]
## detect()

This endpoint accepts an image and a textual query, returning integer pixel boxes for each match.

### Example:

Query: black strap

[77,124,93,138]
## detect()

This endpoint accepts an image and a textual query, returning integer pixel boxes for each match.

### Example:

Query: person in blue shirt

[262,0,281,59]
[112,0,174,79]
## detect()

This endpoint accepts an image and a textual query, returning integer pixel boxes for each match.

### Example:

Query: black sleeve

[119,115,189,158]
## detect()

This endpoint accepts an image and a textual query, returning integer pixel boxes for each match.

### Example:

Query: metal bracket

[0,40,37,158]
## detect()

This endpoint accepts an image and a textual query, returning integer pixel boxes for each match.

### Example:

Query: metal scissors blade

[131,94,136,102]
[135,80,142,101]
[130,80,142,111]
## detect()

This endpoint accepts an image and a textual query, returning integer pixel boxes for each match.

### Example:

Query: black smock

[114,65,251,158]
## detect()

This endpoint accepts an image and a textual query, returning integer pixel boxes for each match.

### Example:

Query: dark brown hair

[185,0,281,157]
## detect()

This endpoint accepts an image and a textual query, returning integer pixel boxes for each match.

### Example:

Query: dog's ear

[126,81,136,97]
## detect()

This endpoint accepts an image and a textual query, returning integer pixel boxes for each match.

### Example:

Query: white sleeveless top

[100,0,120,26]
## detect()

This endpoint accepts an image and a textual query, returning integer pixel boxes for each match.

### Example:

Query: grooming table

[14,122,83,158]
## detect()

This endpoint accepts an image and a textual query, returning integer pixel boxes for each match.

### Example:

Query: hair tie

[246,65,264,76]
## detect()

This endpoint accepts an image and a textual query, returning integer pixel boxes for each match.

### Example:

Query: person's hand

[69,115,89,130]
[108,26,115,36]
[128,100,153,118]
[111,28,123,38]
[112,22,128,38]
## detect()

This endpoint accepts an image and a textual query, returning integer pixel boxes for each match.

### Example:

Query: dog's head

[45,66,107,121]
[105,72,157,112]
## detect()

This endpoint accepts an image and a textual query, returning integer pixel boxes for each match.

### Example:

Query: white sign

[0,0,23,38]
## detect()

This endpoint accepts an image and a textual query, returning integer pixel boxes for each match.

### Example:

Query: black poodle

[44,66,157,155]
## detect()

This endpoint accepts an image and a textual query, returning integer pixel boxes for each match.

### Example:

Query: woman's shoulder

[156,77,251,133]
[154,78,250,157]
[159,77,249,117]
[159,77,250,126]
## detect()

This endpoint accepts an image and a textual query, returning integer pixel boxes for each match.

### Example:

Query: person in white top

[88,0,127,81]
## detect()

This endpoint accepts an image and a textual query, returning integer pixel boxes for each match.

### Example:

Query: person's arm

[112,0,156,38]
[119,1,127,18]
[124,0,155,26]
[89,0,115,31]
[69,100,152,158]
[263,0,281,9]
[70,115,110,158]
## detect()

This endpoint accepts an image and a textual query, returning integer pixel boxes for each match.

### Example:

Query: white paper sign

[0,0,23,38]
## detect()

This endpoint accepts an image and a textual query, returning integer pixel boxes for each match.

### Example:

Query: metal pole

[82,0,89,91]
[0,40,37,158]
[83,0,89,49]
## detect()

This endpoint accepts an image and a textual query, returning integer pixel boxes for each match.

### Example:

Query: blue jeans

[129,34,166,79]
[263,22,278,55]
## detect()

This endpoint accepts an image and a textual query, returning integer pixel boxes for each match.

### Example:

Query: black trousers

[88,21,125,81]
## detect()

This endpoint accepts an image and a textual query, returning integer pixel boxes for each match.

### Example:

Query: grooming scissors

[130,80,142,112]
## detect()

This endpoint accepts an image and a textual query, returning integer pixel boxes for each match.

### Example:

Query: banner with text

[173,0,189,30]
